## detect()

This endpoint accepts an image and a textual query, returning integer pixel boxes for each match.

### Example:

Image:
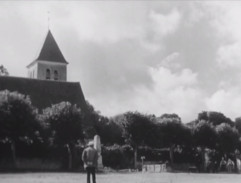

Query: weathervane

[47,10,51,30]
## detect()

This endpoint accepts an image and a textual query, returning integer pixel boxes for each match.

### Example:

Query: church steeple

[37,30,68,64]
[27,30,68,81]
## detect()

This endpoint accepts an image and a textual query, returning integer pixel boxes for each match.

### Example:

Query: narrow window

[46,69,50,79]
[54,70,58,80]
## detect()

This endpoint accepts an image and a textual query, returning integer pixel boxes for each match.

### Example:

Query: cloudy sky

[1,1,241,122]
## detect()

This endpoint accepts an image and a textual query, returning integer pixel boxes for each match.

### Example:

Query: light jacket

[82,146,98,168]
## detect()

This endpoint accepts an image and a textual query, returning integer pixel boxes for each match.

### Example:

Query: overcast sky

[1,1,241,122]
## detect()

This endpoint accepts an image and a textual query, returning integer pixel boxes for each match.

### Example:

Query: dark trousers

[86,167,96,183]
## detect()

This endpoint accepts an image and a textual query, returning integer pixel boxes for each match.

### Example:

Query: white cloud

[149,8,181,37]
[205,2,241,69]
[207,2,241,42]
[55,4,182,54]
[217,42,241,68]
[132,66,203,122]
[206,87,241,120]
[186,2,205,24]
[149,67,197,88]
[159,52,181,69]
[91,63,204,122]
[64,2,147,43]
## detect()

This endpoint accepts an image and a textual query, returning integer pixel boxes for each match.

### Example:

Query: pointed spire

[36,30,68,64]
[47,11,50,30]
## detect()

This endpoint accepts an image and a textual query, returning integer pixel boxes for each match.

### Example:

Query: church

[0,30,87,112]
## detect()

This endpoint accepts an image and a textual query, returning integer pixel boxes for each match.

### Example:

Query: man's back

[82,146,98,168]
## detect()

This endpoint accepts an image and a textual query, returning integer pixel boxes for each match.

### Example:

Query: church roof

[38,30,68,64]
[28,30,68,67]
[0,76,87,112]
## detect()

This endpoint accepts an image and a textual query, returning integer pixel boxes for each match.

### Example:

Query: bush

[138,146,169,162]
[102,144,133,169]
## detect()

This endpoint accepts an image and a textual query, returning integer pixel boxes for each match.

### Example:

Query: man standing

[82,141,98,183]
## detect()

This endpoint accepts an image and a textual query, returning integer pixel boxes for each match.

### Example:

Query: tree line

[0,90,241,172]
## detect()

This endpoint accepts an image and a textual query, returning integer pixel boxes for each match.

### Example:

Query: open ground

[0,172,241,183]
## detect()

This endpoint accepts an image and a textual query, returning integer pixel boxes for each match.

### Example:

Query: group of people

[207,157,236,173]
[219,157,235,173]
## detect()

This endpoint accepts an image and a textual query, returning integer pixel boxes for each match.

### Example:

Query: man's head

[87,141,94,147]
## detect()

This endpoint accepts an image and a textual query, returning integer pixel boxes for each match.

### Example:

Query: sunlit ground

[0,172,241,183]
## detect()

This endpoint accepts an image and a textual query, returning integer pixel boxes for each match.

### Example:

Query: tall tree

[216,123,239,155]
[157,114,191,165]
[192,120,217,171]
[0,90,39,166]
[41,102,84,169]
[95,117,124,145]
[120,111,154,168]
[83,101,101,138]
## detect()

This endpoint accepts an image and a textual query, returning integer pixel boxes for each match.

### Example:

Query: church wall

[37,62,67,81]
[28,63,38,79]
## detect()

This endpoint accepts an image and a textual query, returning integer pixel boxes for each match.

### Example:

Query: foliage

[1,89,241,171]
[192,120,217,149]
[0,90,40,143]
[95,117,124,145]
[117,111,155,168]
[156,114,191,147]
[216,123,240,154]
[0,65,9,76]
[158,113,181,123]
[156,114,191,165]
[0,90,43,167]
[83,101,124,145]
[198,111,233,126]
[137,146,170,162]
[41,102,84,146]
[82,101,102,138]
[102,144,133,169]
[120,111,154,148]
[191,120,218,171]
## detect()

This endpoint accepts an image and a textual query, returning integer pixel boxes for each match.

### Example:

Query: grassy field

[0,172,241,183]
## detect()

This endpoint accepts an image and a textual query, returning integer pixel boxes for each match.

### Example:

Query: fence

[142,164,167,172]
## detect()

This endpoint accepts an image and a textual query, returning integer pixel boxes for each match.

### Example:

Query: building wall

[28,63,38,79]
[37,61,67,81]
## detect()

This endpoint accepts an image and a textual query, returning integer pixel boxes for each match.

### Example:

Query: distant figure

[207,160,215,173]
[219,157,227,172]
[227,158,234,173]
[82,141,98,183]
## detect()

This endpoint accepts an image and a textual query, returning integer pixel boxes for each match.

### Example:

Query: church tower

[27,30,68,81]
